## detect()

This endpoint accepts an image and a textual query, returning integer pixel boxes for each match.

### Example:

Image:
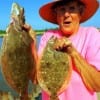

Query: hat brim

[39,0,99,24]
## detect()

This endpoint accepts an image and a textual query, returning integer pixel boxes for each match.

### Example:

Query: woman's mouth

[63,21,71,26]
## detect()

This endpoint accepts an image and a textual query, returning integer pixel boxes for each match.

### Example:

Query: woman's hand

[22,24,31,31]
[53,37,74,55]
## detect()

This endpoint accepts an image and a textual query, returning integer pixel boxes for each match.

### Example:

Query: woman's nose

[64,11,70,17]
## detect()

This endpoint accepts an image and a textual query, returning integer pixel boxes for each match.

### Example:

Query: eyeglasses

[54,5,80,14]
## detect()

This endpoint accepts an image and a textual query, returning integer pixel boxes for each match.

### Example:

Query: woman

[38,0,100,100]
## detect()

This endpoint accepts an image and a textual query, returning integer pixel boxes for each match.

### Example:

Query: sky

[0,0,100,30]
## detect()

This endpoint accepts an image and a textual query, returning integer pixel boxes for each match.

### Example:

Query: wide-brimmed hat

[39,0,99,24]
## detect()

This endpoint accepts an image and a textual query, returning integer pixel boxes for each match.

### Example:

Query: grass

[0,31,6,37]
[0,30,44,38]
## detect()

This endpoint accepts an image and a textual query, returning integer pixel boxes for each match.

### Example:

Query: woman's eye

[59,7,66,12]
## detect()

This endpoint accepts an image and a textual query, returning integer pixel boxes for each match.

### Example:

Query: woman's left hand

[53,37,74,54]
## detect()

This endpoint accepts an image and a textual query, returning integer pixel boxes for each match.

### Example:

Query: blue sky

[0,0,100,30]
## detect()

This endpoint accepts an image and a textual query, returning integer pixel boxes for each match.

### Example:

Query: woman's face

[56,2,82,36]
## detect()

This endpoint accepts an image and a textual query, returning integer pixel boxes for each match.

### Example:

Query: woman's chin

[61,29,73,36]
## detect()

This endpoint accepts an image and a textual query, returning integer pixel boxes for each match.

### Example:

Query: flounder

[37,36,72,100]
[0,2,38,100]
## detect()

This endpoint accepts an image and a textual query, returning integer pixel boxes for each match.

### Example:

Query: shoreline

[0,31,43,38]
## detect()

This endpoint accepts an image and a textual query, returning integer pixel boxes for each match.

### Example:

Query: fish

[37,36,72,100]
[0,2,38,100]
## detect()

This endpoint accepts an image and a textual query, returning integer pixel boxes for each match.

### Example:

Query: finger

[22,24,31,30]
[65,39,72,46]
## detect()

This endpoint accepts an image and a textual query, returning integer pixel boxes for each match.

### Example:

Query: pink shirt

[38,26,100,100]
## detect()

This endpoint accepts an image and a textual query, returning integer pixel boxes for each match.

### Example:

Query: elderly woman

[38,0,100,100]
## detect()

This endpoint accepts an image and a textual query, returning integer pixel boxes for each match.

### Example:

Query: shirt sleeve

[38,31,53,56]
[86,27,100,70]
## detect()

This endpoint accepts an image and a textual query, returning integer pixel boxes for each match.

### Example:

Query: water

[0,38,2,47]
[0,35,42,99]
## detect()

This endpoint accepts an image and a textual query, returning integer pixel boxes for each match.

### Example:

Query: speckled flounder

[37,36,72,100]
[0,3,38,99]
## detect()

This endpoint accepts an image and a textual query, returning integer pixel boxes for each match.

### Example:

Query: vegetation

[0,27,58,37]
[0,30,6,37]
[0,30,44,37]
